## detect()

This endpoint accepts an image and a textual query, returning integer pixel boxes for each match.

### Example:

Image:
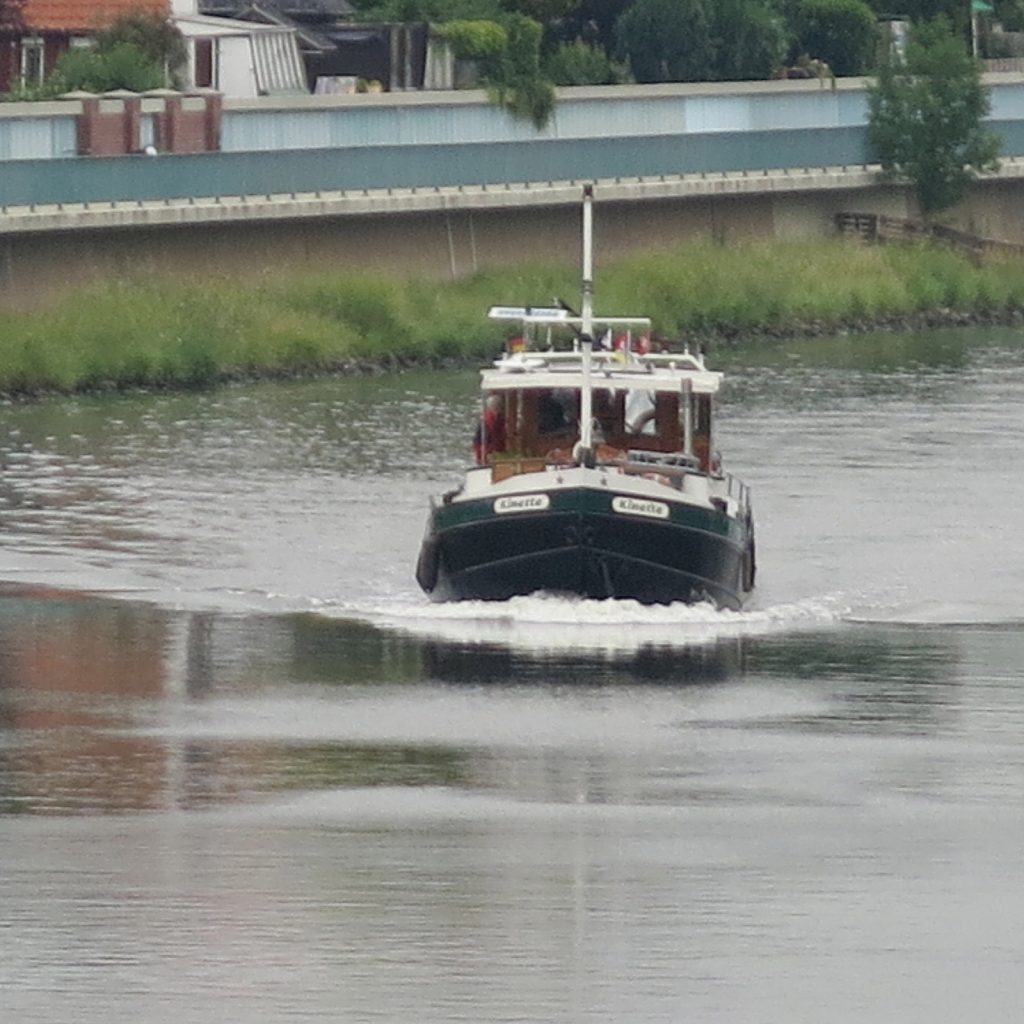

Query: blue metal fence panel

[1,126,873,206]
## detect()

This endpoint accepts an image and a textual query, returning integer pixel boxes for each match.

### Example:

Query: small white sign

[612,496,669,520]
[494,494,551,514]
[488,306,569,321]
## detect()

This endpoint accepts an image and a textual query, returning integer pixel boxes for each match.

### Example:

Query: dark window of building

[195,38,215,89]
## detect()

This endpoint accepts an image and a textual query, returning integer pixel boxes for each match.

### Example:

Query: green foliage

[27,12,184,96]
[353,0,501,22]
[431,11,557,128]
[789,0,878,75]
[1,78,61,102]
[4,239,1023,397]
[438,19,508,57]
[552,0,634,54]
[544,39,627,85]
[51,42,164,94]
[995,0,1024,29]
[868,17,1001,217]
[501,12,544,74]
[476,14,557,128]
[614,0,713,82]
[864,0,969,37]
[499,0,578,22]
[710,0,788,81]
[489,74,556,126]
[96,11,186,78]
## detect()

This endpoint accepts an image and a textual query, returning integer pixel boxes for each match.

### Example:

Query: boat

[415,184,755,609]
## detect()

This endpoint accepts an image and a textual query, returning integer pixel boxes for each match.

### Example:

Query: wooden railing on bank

[836,212,1024,263]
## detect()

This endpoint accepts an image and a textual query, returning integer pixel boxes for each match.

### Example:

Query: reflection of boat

[416,185,755,609]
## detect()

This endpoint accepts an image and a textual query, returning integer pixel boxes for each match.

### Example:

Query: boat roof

[481,349,723,395]
[483,304,723,395]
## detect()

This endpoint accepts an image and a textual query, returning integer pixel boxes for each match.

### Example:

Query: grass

[1,237,1021,397]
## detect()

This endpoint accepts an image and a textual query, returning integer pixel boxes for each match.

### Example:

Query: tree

[485,13,556,127]
[51,42,165,93]
[865,0,970,39]
[868,17,1000,218]
[614,0,714,83]
[710,0,788,81]
[552,0,634,54]
[96,11,187,83]
[544,39,627,85]
[789,0,877,76]
[499,0,577,23]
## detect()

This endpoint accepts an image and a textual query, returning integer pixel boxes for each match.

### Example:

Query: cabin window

[692,394,713,472]
[511,389,578,458]
[537,389,575,435]
[623,393,680,452]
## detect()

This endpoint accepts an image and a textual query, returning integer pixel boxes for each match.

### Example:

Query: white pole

[579,184,595,456]
[682,378,693,457]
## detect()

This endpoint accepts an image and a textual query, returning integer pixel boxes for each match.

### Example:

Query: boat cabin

[475,308,722,482]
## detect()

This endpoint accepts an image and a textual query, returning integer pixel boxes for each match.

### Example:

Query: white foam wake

[330,592,850,654]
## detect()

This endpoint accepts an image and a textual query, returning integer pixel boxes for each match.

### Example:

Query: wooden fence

[835,212,1024,262]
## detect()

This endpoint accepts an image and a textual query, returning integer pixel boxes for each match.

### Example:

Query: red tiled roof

[23,0,169,32]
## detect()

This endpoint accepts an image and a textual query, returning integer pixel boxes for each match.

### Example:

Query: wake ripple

[330,592,851,653]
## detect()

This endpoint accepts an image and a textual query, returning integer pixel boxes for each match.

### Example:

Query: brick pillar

[124,96,141,154]
[163,95,183,153]
[204,93,223,152]
[77,97,99,156]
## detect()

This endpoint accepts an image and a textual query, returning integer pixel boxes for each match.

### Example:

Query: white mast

[578,183,595,459]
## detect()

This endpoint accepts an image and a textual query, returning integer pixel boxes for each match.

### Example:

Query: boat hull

[416,486,754,610]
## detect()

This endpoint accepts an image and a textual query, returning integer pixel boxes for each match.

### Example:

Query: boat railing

[485,449,750,509]
[626,450,700,470]
[725,473,752,511]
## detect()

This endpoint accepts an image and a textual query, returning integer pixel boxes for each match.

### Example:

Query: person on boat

[538,389,576,435]
[473,393,506,464]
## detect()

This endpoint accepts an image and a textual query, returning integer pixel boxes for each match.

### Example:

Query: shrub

[96,11,186,81]
[613,0,714,83]
[51,41,164,93]
[544,40,626,85]
[792,0,878,76]
[438,19,508,58]
[710,0,788,81]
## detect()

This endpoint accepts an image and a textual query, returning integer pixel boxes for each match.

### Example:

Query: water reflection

[0,584,977,817]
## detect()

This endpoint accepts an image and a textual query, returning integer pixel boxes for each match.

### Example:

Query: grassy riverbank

[2,238,1023,396]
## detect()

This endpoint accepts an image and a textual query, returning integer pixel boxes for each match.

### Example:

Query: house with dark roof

[0,0,306,94]
[198,0,440,91]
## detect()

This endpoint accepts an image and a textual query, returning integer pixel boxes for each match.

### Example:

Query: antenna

[578,184,595,461]
[581,183,594,338]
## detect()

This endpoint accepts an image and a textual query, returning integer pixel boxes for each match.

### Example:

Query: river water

[1,327,1023,1022]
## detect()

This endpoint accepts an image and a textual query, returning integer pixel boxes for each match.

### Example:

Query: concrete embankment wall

[7,167,1024,311]
[5,74,1024,310]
